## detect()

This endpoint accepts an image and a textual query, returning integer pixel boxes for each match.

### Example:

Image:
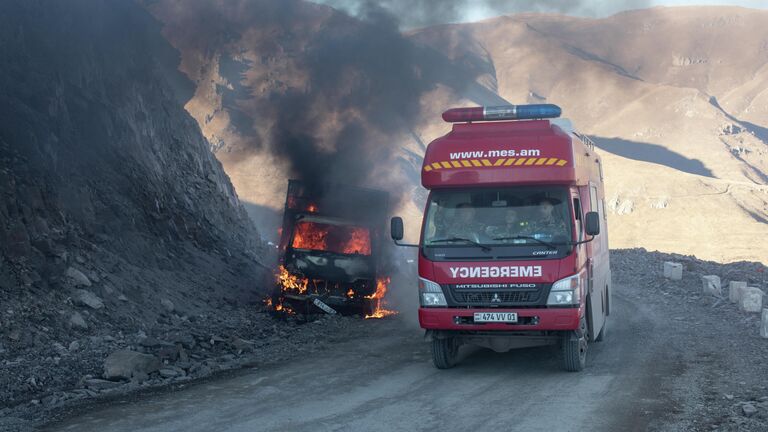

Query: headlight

[547,273,582,306]
[419,277,447,307]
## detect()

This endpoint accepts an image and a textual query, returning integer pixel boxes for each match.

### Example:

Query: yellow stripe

[450,161,462,168]
[504,158,516,166]
[440,161,452,169]
[493,159,506,166]
[556,159,568,166]
[431,162,442,170]
[424,165,432,172]
[481,159,492,167]
[534,157,547,165]
[525,158,536,165]
[515,158,526,166]
[546,158,558,165]
[461,160,472,167]
[471,160,482,167]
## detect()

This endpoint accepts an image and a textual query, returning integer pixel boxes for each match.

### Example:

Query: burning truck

[270,180,394,318]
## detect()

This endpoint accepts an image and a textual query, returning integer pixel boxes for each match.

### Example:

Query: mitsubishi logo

[491,293,501,303]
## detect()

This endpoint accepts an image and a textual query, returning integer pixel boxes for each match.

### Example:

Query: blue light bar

[442,104,562,122]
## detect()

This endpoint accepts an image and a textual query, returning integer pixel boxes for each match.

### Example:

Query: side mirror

[390,217,404,241]
[585,211,600,236]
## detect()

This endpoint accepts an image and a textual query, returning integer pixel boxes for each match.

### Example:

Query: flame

[365,277,397,319]
[346,288,355,298]
[307,203,318,213]
[291,221,371,255]
[342,227,371,255]
[264,266,309,315]
[277,265,308,294]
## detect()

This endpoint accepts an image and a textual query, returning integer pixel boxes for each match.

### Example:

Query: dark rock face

[0,0,269,410]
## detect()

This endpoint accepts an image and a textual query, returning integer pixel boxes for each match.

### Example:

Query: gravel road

[33,250,768,431]
[42,285,692,432]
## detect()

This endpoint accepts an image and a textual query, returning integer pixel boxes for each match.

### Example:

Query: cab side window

[573,197,582,241]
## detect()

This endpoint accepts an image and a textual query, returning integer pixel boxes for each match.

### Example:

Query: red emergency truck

[391,104,610,371]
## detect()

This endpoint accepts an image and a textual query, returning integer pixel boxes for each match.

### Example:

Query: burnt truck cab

[276,180,389,315]
[391,105,611,371]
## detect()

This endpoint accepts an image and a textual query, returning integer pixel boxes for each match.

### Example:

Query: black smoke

[268,2,433,195]
[317,0,654,28]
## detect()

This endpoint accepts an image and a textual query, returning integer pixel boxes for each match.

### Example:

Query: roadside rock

[73,289,104,310]
[158,367,181,379]
[85,378,123,391]
[65,267,92,287]
[69,312,88,330]
[160,298,175,313]
[742,403,758,417]
[104,350,161,380]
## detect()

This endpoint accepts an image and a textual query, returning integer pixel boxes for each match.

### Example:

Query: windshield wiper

[492,235,558,250]
[429,237,491,252]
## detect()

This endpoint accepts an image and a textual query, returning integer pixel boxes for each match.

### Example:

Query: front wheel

[562,316,588,372]
[432,337,459,369]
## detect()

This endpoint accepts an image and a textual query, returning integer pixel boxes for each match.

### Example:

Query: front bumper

[418,307,581,331]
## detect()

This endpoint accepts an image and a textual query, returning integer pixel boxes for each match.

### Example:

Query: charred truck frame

[391,104,611,371]
[273,180,390,316]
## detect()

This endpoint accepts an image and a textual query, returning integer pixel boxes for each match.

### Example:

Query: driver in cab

[485,207,526,239]
[443,203,484,241]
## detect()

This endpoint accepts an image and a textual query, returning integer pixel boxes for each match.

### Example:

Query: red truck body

[397,105,611,371]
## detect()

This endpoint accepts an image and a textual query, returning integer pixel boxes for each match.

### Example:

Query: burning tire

[432,336,459,369]
[562,315,588,372]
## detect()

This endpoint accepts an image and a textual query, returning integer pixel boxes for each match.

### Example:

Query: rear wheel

[562,315,588,372]
[432,337,459,369]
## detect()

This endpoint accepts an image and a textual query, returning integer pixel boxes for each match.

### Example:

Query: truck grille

[453,291,538,304]
[444,284,549,307]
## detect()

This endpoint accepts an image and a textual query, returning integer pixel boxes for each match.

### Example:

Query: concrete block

[761,309,768,339]
[663,262,683,280]
[701,275,721,297]
[739,287,765,313]
[729,281,747,303]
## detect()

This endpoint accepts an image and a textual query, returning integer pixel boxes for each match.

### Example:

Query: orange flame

[276,265,308,294]
[291,221,371,255]
[365,277,397,319]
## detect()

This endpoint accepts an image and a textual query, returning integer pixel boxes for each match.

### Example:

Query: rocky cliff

[0,0,268,410]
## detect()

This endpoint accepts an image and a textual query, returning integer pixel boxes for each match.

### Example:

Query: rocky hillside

[146,2,768,263]
[410,6,768,263]
[0,0,269,413]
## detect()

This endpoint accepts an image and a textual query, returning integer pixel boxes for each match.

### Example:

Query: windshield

[423,187,572,249]
[291,220,372,255]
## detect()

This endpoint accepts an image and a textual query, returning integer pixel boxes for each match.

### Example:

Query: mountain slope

[0,0,268,407]
[147,2,768,263]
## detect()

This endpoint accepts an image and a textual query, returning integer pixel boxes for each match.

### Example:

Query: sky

[312,0,768,28]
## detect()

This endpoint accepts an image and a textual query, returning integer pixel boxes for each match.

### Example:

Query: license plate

[473,312,518,323]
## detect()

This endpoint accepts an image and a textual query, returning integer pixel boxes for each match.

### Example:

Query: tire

[562,315,588,372]
[432,337,459,369]
[595,317,607,342]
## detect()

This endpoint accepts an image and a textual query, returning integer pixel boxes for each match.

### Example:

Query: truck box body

[405,106,611,370]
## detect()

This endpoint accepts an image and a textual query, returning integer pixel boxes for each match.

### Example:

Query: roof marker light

[442,104,562,123]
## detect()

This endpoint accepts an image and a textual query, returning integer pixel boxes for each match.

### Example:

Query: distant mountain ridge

[147,2,768,263]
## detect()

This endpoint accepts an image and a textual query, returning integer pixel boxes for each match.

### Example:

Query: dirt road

[45,284,689,432]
